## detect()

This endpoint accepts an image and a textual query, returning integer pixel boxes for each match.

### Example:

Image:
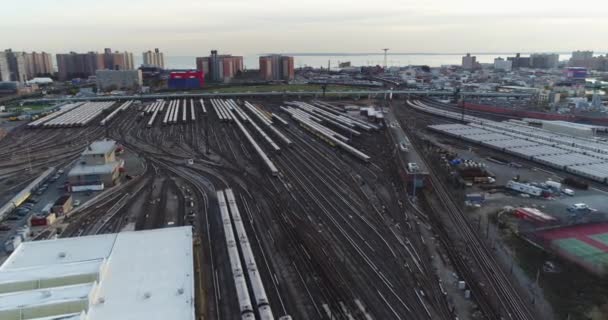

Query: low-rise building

[0,226,195,320]
[68,139,122,190]
[52,194,73,216]
[96,69,142,91]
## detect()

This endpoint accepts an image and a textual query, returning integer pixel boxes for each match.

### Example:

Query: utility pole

[382,48,389,69]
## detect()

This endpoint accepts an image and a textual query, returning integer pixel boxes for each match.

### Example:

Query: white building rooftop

[0,227,195,320]
[68,162,119,176]
[81,140,116,156]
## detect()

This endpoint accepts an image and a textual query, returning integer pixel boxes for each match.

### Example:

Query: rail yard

[2,94,592,320]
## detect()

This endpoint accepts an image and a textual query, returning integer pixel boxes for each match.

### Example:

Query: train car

[271,113,289,127]
[200,99,207,115]
[190,99,196,122]
[217,191,256,319]
[225,189,275,320]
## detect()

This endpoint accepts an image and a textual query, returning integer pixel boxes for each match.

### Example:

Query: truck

[545,180,562,190]
[473,176,496,184]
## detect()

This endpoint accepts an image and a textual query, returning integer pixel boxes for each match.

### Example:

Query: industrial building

[259,54,294,81]
[96,69,143,91]
[564,67,587,80]
[196,50,243,82]
[168,70,205,89]
[68,139,122,190]
[142,48,165,69]
[0,226,195,320]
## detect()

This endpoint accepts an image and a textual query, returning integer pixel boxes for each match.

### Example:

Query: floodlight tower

[382,48,389,69]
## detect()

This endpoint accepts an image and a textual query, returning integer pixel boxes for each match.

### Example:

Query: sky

[2,0,607,56]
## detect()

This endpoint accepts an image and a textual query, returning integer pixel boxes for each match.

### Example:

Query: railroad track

[404,114,538,320]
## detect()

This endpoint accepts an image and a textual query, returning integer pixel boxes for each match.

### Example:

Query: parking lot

[425,132,608,223]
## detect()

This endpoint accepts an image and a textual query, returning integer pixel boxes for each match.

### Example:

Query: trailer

[506,180,543,196]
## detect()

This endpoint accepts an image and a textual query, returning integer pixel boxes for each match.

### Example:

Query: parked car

[25,198,38,204]
[0,224,11,231]
[567,203,596,213]
[73,200,81,207]
[21,203,34,209]
[6,215,20,221]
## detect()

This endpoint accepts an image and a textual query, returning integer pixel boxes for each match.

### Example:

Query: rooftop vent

[143,292,151,299]
[58,252,66,259]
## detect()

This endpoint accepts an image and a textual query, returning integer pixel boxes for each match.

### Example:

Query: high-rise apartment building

[259,54,294,81]
[56,52,104,80]
[493,57,512,72]
[196,50,243,83]
[56,49,134,81]
[507,53,531,69]
[461,53,477,70]
[4,50,28,83]
[103,48,134,70]
[24,52,54,78]
[0,52,9,82]
[530,53,559,69]
[569,50,595,69]
[143,48,165,68]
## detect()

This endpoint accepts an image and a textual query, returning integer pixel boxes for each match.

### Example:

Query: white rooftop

[81,140,117,156]
[68,162,119,176]
[0,227,195,320]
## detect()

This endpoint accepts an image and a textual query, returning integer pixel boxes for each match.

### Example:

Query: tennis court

[536,223,608,275]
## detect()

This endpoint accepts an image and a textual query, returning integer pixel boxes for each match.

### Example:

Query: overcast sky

[2,0,607,56]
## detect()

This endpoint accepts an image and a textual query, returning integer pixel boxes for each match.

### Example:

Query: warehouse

[0,227,195,320]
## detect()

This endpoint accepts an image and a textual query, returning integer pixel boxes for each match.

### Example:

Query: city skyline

[2,0,608,55]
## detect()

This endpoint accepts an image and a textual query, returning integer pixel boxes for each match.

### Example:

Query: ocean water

[134,53,605,70]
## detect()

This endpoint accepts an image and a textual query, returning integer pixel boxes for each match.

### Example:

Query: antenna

[382,48,389,69]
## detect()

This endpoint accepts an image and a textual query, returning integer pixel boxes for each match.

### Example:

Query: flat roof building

[68,139,121,189]
[96,69,142,92]
[0,226,195,320]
